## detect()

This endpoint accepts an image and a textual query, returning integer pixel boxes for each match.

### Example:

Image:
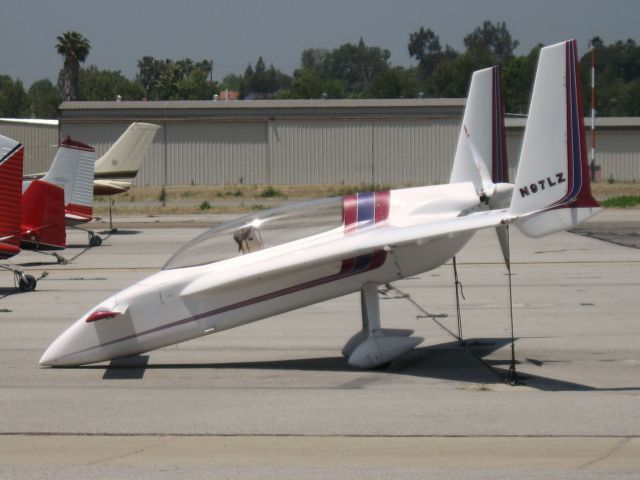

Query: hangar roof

[58,98,467,122]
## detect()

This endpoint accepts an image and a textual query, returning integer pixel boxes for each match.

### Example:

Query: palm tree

[56,31,91,101]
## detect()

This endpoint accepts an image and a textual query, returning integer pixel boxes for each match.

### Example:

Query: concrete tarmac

[1,209,639,479]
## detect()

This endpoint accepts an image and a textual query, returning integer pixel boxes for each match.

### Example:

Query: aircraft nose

[39,339,64,366]
[40,298,136,367]
[39,305,121,366]
[39,321,87,366]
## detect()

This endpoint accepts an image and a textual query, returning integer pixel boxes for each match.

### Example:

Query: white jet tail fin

[94,122,160,179]
[42,137,96,223]
[450,65,509,193]
[509,39,600,237]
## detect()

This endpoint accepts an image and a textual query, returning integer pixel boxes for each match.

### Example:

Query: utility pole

[589,42,596,182]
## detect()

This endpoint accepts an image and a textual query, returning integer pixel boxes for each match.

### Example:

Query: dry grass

[591,182,640,199]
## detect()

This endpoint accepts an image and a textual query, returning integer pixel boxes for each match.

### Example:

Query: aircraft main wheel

[18,275,37,292]
[90,235,102,247]
[57,256,68,265]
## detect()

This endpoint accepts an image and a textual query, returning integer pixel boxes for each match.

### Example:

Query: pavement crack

[85,442,159,466]
[577,436,631,469]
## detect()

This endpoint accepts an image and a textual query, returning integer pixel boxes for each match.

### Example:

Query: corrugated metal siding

[597,131,640,182]
[0,122,58,175]
[166,122,266,185]
[269,118,460,185]
[20,112,640,187]
[506,128,640,184]
[373,119,459,185]
[269,120,372,184]
[506,131,523,182]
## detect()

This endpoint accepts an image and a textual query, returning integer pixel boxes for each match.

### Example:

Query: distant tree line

[1,23,639,118]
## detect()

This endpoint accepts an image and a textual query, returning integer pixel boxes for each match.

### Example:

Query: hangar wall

[5,101,638,185]
[0,119,58,174]
[596,128,640,182]
[57,99,468,187]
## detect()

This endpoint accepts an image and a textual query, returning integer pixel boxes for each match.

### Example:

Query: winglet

[510,40,600,237]
[451,65,508,190]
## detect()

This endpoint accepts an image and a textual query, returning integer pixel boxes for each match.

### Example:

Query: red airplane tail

[0,138,24,259]
[21,180,66,250]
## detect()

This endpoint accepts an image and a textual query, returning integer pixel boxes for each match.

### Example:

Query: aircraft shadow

[0,287,21,297]
[97,229,141,235]
[85,337,640,392]
[15,260,61,267]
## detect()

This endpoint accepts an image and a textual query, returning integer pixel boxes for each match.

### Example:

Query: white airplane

[40,40,601,368]
[92,122,160,196]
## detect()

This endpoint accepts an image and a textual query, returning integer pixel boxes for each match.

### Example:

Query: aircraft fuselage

[41,182,482,366]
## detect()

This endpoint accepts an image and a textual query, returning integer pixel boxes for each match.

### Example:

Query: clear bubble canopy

[163,197,344,270]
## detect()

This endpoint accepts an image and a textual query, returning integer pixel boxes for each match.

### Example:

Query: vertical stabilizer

[21,180,66,250]
[94,123,159,179]
[510,40,600,237]
[42,137,96,224]
[450,65,508,191]
[0,135,24,258]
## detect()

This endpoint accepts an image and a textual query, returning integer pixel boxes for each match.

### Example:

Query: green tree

[300,48,331,77]
[27,79,59,118]
[136,57,217,100]
[370,67,417,98]
[408,27,457,79]
[581,38,640,116]
[463,21,519,65]
[0,75,29,117]
[137,56,163,97]
[427,54,480,97]
[243,57,292,98]
[329,38,391,96]
[0,75,28,117]
[55,31,91,101]
[282,68,345,99]
[175,68,217,100]
[616,79,640,115]
[79,66,145,101]
[502,44,542,113]
[220,73,243,91]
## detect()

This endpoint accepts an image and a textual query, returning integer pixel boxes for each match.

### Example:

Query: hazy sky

[1,0,638,87]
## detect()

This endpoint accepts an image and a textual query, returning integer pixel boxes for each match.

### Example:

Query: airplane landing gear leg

[343,283,423,369]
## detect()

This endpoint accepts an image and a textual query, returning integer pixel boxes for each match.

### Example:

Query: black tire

[19,275,37,292]
[90,235,103,247]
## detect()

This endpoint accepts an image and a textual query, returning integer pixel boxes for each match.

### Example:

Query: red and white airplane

[23,122,159,196]
[24,137,100,246]
[41,40,601,368]
[0,135,66,290]
[24,123,159,240]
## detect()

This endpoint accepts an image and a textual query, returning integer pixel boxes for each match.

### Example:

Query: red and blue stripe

[551,40,598,209]
[491,66,509,184]
[343,190,390,232]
